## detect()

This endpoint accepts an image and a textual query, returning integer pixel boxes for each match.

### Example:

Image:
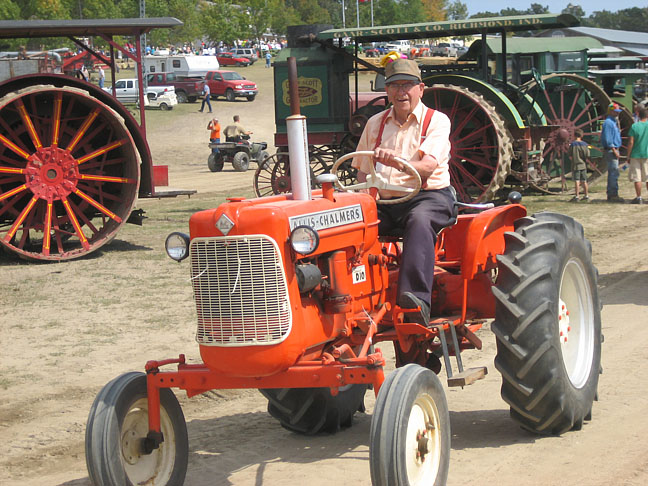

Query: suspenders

[373,106,435,150]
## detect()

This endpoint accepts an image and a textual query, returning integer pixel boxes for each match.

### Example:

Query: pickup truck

[102,78,176,104]
[431,43,458,57]
[146,72,205,103]
[204,70,258,102]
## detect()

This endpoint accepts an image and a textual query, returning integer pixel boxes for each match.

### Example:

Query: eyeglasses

[386,82,419,92]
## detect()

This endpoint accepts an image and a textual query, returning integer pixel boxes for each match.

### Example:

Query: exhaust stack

[286,56,312,201]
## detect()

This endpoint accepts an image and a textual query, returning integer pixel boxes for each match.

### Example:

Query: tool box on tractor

[85,55,602,486]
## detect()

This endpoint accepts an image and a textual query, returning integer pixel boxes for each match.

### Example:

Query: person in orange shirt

[352,59,454,326]
[207,117,221,154]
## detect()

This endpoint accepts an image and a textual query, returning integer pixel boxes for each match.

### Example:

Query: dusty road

[2,61,648,486]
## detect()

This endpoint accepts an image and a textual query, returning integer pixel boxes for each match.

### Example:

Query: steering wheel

[531,67,545,90]
[331,151,422,205]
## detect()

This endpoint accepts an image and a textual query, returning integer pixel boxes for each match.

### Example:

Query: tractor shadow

[598,270,648,306]
[449,409,538,450]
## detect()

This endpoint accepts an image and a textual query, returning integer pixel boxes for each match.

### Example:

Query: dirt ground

[2,61,648,486]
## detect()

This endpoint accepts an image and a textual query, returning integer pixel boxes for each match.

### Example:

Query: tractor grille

[190,236,291,346]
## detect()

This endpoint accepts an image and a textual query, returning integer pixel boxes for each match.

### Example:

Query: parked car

[102,78,175,104]
[204,70,258,102]
[146,72,204,103]
[432,42,458,57]
[456,45,469,57]
[229,48,259,64]
[216,52,252,67]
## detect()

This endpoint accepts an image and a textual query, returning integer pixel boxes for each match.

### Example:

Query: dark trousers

[200,95,212,112]
[378,187,455,305]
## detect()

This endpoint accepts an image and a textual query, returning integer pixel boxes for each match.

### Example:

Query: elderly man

[352,59,454,325]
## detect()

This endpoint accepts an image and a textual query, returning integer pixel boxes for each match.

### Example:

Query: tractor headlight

[165,232,190,261]
[290,225,319,255]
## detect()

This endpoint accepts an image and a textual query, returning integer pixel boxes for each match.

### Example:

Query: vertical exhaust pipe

[286,56,312,201]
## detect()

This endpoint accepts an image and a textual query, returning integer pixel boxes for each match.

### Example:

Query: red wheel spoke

[0,166,26,175]
[42,201,53,256]
[574,113,604,131]
[0,133,31,159]
[454,145,498,152]
[61,196,90,250]
[460,154,497,171]
[567,88,583,120]
[76,138,128,165]
[451,160,487,190]
[77,183,122,203]
[66,108,100,153]
[452,105,480,135]
[73,187,122,222]
[4,195,37,242]
[15,99,42,150]
[0,183,28,202]
[542,87,560,122]
[454,123,493,145]
[570,99,595,125]
[79,174,136,184]
[52,92,63,147]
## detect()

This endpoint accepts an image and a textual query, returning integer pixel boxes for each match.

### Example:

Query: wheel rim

[559,258,595,388]
[0,85,139,260]
[121,398,176,485]
[405,393,442,485]
[423,85,513,202]
[521,74,632,181]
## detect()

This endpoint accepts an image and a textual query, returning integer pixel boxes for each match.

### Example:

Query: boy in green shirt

[627,105,648,204]
[569,129,590,202]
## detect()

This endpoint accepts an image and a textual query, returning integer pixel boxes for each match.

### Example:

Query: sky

[462,1,645,17]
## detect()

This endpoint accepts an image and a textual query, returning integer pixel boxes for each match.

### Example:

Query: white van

[144,55,219,77]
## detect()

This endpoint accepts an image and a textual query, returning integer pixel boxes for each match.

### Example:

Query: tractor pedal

[447,366,488,387]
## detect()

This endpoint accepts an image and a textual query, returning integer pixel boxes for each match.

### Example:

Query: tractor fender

[423,74,526,129]
[460,204,528,281]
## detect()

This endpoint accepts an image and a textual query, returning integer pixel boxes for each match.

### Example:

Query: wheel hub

[273,175,291,193]
[558,297,571,345]
[121,427,143,465]
[26,146,79,200]
[414,423,435,463]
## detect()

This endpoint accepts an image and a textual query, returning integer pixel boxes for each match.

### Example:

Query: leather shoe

[398,292,430,326]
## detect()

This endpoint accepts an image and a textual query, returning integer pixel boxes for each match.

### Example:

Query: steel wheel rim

[423,85,512,202]
[0,86,139,260]
[405,393,441,485]
[559,258,595,388]
[121,398,176,485]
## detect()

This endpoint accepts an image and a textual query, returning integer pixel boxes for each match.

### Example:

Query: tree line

[0,0,646,50]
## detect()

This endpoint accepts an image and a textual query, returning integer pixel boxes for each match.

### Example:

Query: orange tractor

[86,59,602,485]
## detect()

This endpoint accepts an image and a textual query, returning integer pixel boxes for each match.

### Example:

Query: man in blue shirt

[600,102,623,202]
[198,83,212,113]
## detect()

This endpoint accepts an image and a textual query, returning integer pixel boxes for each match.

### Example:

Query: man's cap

[608,102,622,114]
[385,59,422,84]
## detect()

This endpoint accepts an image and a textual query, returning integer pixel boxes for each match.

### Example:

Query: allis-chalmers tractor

[86,58,602,485]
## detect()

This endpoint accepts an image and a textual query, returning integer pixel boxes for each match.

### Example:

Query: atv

[207,136,270,172]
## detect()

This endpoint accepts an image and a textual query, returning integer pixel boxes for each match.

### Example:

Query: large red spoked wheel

[423,85,514,202]
[521,74,633,184]
[0,85,140,261]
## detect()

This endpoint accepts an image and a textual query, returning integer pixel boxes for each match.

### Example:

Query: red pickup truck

[146,72,205,103]
[204,70,258,102]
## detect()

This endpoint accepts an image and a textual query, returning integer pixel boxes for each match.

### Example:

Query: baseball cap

[608,102,622,114]
[384,59,422,84]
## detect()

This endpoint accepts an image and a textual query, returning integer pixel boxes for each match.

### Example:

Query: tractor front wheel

[85,372,188,486]
[370,364,450,486]
[492,212,601,434]
[260,384,367,434]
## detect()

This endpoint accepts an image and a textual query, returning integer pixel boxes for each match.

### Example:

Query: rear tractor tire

[492,212,601,434]
[370,364,450,486]
[85,372,188,486]
[260,383,367,435]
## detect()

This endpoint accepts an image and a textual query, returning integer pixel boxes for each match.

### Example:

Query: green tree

[201,0,250,45]
[528,3,549,15]
[446,0,468,20]
[422,0,447,22]
[243,0,283,41]
[561,3,585,19]
[21,0,70,19]
[0,0,21,19]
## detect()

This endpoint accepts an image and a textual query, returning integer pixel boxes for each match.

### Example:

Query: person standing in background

[199,83,212,113]
[207,117,221,155]
[600,102,623,203]
[569,129,590,202]
[626,106,648,204]
[98,66,105,88]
